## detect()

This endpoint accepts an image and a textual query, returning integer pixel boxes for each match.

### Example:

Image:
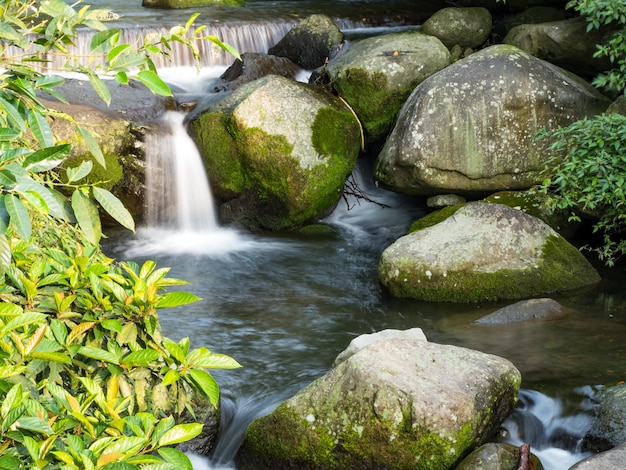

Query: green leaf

[23,144,70,172]
[5,194,31,240]
[88,73,112,105]
[93,187,135,232]
[157,447,193,470]
[157,422,202,447]
[90,29,119,52]
[66,160,93,183]
[108,44,131,65]
[136,70,172,97]
[78,346,120,365]
[161,369,180,387]
[77,127,105,168]
[162,338,186,363]
[0,234,11,268]
[156,292,201,309]
[71,190,101,245]
[0,128,21,142]
[0,95,26,132]
[27,111,54,148]
[17,416,54,434]
[204,35,241,61]
[187,349,241,369]
[122,349,160,367]
[186,369,219,407]
[101,319,122,333]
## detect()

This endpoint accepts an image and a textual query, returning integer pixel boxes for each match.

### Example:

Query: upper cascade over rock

[188,74,360,231]
[378,202,600,302]
[375,44,611,197]
[313,30,450,143]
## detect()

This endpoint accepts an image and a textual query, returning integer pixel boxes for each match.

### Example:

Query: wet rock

[142,0,244,8]
[188,75,360,231]
[314,29,450,144]
[503,17,614,78]
[237,330,521,469]
[584,383,626,452]
[213,52,301,92]
[492,6,569,38]
[379,202,600,302]
[421,7,492,49]
[375,45,610,197]
[268,14,344,69]
[572,440,626,469]
[427,194,466,209]
[455,442,543,469]
[475,298,565,325]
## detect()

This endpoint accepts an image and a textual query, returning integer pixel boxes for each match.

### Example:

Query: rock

[142,0,244,8]
[237,333,521,470]
[333,328,427,366]
[188,75,360,231]
[503,17,614,78]
[572,441,626,469]
[492,6,569,38]
[421,7,493,49]
[455,442,544,469]
[584,384,626,452]
[268,14,344,69]
[314,30,450,143]
[378,202,600,302]
[213,52,301,92]
[475,298,565,324]
[427,194,466,209]
[375,45,611,197]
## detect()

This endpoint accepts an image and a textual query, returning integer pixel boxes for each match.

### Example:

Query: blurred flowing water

[89,1,626,467]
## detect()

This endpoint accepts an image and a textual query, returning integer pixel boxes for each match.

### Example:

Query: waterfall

[145,111,217,231]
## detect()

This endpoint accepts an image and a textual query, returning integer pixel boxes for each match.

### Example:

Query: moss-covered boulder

[213,52,301,92]
[142,0,244,8]
[268,14,344,69]
[236,330,521,469]
[420,7,492,49]
[583,383,626,453]
[188,75,360,230]
[379,202,600,302]
[314,30,450,144]
[503,17,614,78]
[375,45,611,197]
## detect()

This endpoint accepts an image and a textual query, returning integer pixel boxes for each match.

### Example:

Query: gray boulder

[237,330,521,469]
[493,6,568,38]
[475,298,565,325]
[504,17,614,77]
[213,52,301,92]
[375,45,611,197]
[572,441,626,469]
[188,75,360,231]
[421,7,493,49]
[268,14,344,69]
[584,384,626,452]
[315,30,450,143]
[455,442,543,469]
[379,202,600,302]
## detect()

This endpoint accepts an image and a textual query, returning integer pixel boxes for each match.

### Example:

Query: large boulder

[213,52,301,92]
[268,14,344,70]
[188,75,360,231]
[420,7,493,49]
[237,329,521,469]
[378,202,600,302]
[583,383,626,452]
[572,441,626,469]
[503,17,614,78]
[492,6,568,38]
[314,30,450,143]
[375,45,611,197]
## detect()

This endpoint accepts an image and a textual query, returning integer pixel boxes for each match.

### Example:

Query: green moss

[380,235,600,302]
[333,68,409,140]
[409,205,464,232]
[311,107,360,160]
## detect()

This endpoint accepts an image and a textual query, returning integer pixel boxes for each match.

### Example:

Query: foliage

[539,114,626,266]
[566,0,626,94]
[0,0,242,467]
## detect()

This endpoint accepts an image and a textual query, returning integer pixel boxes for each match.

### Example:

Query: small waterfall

[499,389,596,470]
[145,111,217,231]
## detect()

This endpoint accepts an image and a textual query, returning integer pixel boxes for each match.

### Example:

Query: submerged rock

[379,202,600,302]
[375,45,611,197]
[189,75,360,231]
[475,298,565,325]
[237,329,521,469]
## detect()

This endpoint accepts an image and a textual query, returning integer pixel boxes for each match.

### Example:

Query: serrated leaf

[66,160,93,183]
[5,194,31,240]
[93,187,135,232]
[136,70,171,97]
[186,369,219,407]
[71,190,101,245]
[156,292,200,309]
[157,422,202,447]
[77,127,105,168]
[122,349,159,367]
[187,349,241,369]
[162,338,186,363]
